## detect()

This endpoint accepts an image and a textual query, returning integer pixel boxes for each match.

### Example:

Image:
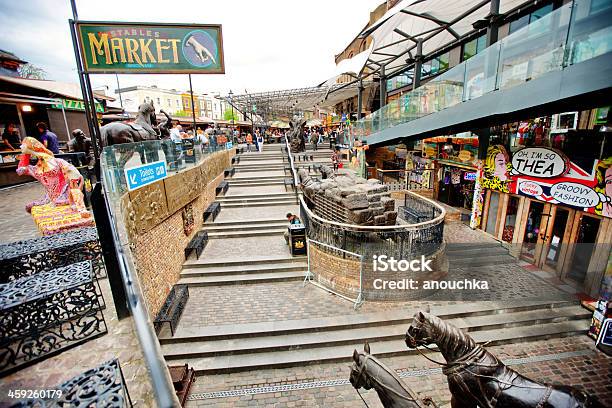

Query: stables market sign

[77,22,224,74]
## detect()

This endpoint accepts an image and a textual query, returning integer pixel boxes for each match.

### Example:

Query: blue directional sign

[124,160,167,191]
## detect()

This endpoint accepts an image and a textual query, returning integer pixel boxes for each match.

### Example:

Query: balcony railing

[353,0,612,139]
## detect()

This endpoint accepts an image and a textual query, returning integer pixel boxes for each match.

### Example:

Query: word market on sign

[511,147,569,178]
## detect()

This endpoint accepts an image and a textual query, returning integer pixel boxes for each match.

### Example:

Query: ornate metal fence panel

[9,359,132,407]
[0,261,107,377]
[0,227,106,283]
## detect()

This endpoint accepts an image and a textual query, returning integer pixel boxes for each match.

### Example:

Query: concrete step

[178,271,305,287]
[203,218,286,227]
[162,300,578,342]
[216,193,295,201]
[181,262,309,277]
[162,306,589,373]
[183,255,305,268]
[445,243,503,254]
[207,228,286,238]
[203,222,288,232]
[449,254,517,268]
[161,306,588,359]
[226,181,286,187]
[229,176,287,182]
[446,246,508,258]
[219,200,297,208]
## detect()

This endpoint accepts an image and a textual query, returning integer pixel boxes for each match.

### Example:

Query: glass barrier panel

[566,0,612,65]
[101,138,219,196]
[497,3,570,90]
[464,42,500,100]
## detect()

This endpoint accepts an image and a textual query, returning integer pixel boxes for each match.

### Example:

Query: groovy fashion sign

[482,145,612,218]
[77,22,224,74]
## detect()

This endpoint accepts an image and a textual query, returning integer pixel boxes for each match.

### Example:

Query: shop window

[438,52,450,72]
[502,196,520,242]
[568,215,601,283]
[521,201,545,261]
[462,34,486,61]
[485,191,501,235]
[509,4,553,34]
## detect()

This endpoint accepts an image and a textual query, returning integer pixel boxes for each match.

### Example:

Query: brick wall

[310,244,362,299]
[123,150,232,318]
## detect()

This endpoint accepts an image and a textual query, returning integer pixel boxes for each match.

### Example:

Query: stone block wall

[120,149,233,317]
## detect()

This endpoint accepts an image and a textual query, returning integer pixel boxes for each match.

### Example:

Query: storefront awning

[0,75,114,102]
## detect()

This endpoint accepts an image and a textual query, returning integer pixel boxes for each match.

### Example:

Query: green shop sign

[77,22,225,74]
[51,99,104,113]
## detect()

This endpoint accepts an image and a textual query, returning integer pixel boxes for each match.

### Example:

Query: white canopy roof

[335,0,528,77]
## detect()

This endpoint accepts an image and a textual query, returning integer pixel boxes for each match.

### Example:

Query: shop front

[424,135,479,213]
[478,110,612,297]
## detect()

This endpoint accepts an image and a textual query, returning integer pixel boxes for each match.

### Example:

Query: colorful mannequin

[17,137,88,216]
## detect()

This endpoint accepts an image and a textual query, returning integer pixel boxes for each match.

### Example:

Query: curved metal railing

[282,135,445,260]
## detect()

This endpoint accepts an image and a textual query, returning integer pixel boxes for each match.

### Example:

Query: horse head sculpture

[406,312,602,408]
[350,341,436,408]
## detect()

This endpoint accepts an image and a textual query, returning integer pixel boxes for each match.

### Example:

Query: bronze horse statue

[350,342,438,408]
[289,116,307,153]
[405,312,602,408]
[100,101,173,167]
[101,100,161,146]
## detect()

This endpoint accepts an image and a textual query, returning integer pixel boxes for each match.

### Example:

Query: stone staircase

[160,300,590,374]
[179,256,307,286]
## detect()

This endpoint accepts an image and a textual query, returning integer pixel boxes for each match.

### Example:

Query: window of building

[462,34,486,61]
[176,100,180,107]
[509,4,554,34]
[167,99,171,106]
[156,98,160,105]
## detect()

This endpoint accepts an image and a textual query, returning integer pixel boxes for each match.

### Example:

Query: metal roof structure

[221,81,374,119]
[336,0,528,80]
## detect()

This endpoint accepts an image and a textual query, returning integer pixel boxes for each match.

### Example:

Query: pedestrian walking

[331,148,339,173]
[310,131,318,151]
[256,132,264,152]
[246,132,253,152]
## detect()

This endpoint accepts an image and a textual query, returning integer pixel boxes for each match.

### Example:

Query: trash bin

[288,224,307,256]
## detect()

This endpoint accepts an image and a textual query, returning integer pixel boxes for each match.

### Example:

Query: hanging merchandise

[443,168,451,185]
[451,168,462,185]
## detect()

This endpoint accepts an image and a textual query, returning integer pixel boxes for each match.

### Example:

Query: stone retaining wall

[120,149,233,317]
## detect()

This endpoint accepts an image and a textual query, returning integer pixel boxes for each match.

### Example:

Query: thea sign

[77,22,224,74]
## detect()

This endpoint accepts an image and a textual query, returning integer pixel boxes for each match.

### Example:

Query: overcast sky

[0,0,380,101]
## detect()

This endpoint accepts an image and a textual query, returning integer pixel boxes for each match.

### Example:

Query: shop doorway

[537,206,574,274]
[519,200,551,262]
[565,214,602,284]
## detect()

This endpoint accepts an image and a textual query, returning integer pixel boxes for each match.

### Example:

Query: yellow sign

[458,150,473,162]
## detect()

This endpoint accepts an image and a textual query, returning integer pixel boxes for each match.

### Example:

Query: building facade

[339,0,612,299]
[115,85,183,115]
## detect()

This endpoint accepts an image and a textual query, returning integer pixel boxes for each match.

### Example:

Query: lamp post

[228,89,235,133]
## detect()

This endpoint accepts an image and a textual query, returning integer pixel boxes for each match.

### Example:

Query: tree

[18,64,47,80]
[223,109,239,122]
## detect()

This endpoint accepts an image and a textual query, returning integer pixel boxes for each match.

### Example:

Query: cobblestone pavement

[185,336,611,407]
[0,183,155,407]
[0,183,45,244]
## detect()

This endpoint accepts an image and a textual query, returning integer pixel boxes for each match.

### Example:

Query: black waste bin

[288,224,307,256]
